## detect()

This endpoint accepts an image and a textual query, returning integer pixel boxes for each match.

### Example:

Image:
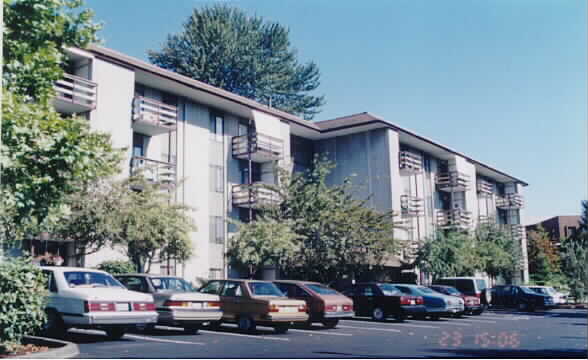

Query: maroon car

[430,285,482,315]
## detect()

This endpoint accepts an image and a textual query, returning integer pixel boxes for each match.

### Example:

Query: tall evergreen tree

[148,4,325,119]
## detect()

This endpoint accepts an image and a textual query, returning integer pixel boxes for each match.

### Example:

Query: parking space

[70,309,587,358]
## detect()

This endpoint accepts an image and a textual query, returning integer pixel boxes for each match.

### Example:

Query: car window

[221,282,243,297]
[377,284,401,296]
[416,286,434,294]
[475,279,487,291]
[150,277,194,292]
[444,287,461,295]
[360,286,374,297]
[275,283,292,296]
[295,286,312,297]
[520,286,536,295]
[342,288,355,297]
[248,282,284,296]
[435,279,455,287]
[200,281,222,295]
[455,280,475,293]
[117,276,149,293]
[42,270,58,293]
[64,271,124,288]
[395,286,413,295]
[306,283,338,295]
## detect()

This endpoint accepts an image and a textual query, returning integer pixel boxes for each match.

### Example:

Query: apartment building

[526,216,581,248]
[49,45,529,284]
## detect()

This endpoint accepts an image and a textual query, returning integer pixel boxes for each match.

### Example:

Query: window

[200,281,223,295]
[64,271,124,288]
[240,161,261,184]
[42,270,58,293]
[306,284,338,295]
[221,281,243,297]
[209,268,222,280]
[117,276,149,293]
[361,286,374,297]
[134,83,145,97]
[133,133,146,157]
[210,165,224,193]
[209,216,225,244]
[209,113,224,141]
[565,226,577,238]
[238,119,250,136]
[275,283,293,296]
[162,92,178,107]
[294,286,311,298]
[247,282,284,296]
[395,286,412,295]
[150,277,194,292]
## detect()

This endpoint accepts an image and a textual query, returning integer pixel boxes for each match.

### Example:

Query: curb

[11,336,79,359]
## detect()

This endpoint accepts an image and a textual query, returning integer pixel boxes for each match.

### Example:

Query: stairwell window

[209,216,225,244]
[210,165,224,193]
[210,113,224,142]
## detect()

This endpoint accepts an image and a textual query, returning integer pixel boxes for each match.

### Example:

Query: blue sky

[85,0,587,224]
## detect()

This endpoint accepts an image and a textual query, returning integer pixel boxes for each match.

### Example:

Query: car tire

[184,325,199,335]
[43,309,66,338]
[430,315,440,321]
[371,307,386,321]
[394,313,406,322]
[105,328,126,340]
[473,309,483,315]
[208,321,222,330]
[517,302,527,312]
[322,319,339,329]
[274,324,289,334]
[238,316,256,333]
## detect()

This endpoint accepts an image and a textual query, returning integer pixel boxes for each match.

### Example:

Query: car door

[219,281,245,320]
[357,285,376,315]
[342,287,361,315]
[42,270,60,312]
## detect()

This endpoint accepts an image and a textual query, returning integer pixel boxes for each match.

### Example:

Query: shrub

[0,257,47,353]
[97,260,137,275]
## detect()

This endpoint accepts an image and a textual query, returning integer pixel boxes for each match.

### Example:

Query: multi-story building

[46,45,529,283]
[526,216,581,248]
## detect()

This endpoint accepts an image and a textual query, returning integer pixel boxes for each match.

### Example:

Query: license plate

[280,307,297,313]
[116,303,129,311]
[336,305,342,312]
[191,302,202,309]
[410,300,415,305]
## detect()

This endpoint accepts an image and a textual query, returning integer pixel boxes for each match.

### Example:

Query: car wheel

[322,319,339,329]
[43,309,66,338]
[394,312,406,322]
[208,321,222,330]
[430,315,440,321]
[473,309,483,315]
[184,325,199,335]
[274,324,289,334]
[371,307,385,321]
[238,316,256,333]
[105,328,126,340]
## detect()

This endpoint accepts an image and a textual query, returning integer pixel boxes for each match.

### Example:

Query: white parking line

[199,329,290,341]
[289,329,352,336]
[477,315,525,320]
[436,322,472,327]
[338,325,401,333]
[453,318,497,324]
[343,319,440,329]
[124,334,205,345]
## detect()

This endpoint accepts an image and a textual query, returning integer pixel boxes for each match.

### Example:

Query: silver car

[391,284,464,320]
[116,274,222,334]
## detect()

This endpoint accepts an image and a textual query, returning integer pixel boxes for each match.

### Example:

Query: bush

[97,260,137,275]
[0,257,47,352]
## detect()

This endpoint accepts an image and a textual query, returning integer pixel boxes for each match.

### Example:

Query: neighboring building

[526,216,581,247]
[40,45,529,284]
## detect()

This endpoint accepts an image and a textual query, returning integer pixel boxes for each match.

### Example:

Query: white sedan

[41,266,158,339]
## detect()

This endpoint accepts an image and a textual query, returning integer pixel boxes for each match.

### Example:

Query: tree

[227,217,300,278]
[579,200,587,233]
[559,201,588,302]
[526,225,561,284]
[475,223,520,283]
[148,4,325,119]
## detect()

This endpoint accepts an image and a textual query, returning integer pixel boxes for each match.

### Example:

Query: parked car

[115,274,222,334]
[274,280,353,328]
[491,285,555,311]
[433,277,491,309]
[528,286,567,305]
[199,279,308,333]
[429,285,483,315]
[341,282,425,321]
[391,284,464,320]
[41,266,157,339]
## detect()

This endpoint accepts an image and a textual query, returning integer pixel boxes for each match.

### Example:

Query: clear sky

[84,0,587,224]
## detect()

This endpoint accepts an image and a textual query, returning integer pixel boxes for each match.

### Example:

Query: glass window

[377,284,401,296]
[208,268,222,280]
[455,280,475,293]
[210,113,224,142]
[416,286,434,294]
[64,271,124,288]
[475,279,487,291]
[200,281,222,295]
[132,133,146,157]
[117,276,149,293]
[150,277,194,292]
[42,270,58,293]
[248,282,284,296]
[395,286,413,295]
[306,283,338,295]
[275,283,292,296]
[209,216,225,244]
[210,165,224,193]
[221,281,243,297]
[361,286,374,297]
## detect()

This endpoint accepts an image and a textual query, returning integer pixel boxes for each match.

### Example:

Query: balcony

[478,215,496,225]
[130,156,176,189]
[400,195,424,217]
[436,209,472,230]
[53,73,97,113]
[232,183,281,209]
[399,151,423,174]
[232,133,283,163]
[477,179,494,197]
[132,96,178,136]
[501,224,525,240]
[496,193,524,209]
[436,171,470,192]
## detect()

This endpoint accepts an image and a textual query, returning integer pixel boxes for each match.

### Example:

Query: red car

[430,285,483,315]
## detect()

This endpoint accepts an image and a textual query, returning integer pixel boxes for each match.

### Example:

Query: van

[432,277,491,309]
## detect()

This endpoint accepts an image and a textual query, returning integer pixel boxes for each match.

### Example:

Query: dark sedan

[491,285,555,312]
[341,283,425,321]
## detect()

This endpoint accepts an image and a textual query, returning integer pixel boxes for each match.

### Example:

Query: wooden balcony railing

[130,156,176,188]
[496,193,524,209]
[436,209,472,230]
[132,96,177,135]
[54,73,97,110]
[399,151,423,174]
[232,133,283,162]
[232,183,281,209]
[477,179,494,197]
[500,224,525,240]
[400,195,424,217]
[436,171,470,192]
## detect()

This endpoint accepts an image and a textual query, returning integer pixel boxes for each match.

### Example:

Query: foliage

[97,260,137,276]
[475,223,520,283]
[527,225,561,284]
[0,257,47,352]
[148,4,325,119]
[579,200,587,233]
[227,217,301,278]
[3,0,100,102]
[560,235,588,302]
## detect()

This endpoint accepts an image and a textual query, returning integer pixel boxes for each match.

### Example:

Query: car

[274,280,354,328]
[41,266,157,340]
[199,279,308,333]
[528,286,567,305]
[429,285,483,315]
[341,282,426,321]
[433,277,492,310]
[391,284,464,320]
[115,274,222,334]
[491,285,555,312]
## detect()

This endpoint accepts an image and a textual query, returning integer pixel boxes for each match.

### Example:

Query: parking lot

[67,308,587,358]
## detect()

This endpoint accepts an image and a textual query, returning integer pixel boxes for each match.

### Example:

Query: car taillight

[298,304,307,313]
[325,304,337,312]
[133,302,155,311]
[268,304,280,312]
[399,296,411,305]
[342,304,353,312]
[475,293,481,298]
[164,300,189,307]
[416,297,424,305]
[207,301,220,309]
[84,301,115,312]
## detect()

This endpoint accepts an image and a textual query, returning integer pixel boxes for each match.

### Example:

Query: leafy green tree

[148,4,325,119]
[475,223,520,283]
[579,200,587,233]
[227,217,301,278]
[559,201,588,301]
[97,260,137,276]
[526,225,561,284]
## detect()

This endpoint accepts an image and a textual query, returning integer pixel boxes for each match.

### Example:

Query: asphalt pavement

[66,308,587,358]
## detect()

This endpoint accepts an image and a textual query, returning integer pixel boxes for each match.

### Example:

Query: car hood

[62,287,153,302]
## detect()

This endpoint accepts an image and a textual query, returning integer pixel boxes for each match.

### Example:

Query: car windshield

[306,283,338,295]
[476,279,487,291]
[378,284,402,296]
[416,286,434,294]
[151,277,195,292]
[248,282,284,296]
[520,286,538,294]
[64,271,124,288]
[441,286,461,295]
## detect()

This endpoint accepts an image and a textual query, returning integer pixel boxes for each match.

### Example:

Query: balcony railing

[232,133,283,163]
[132,96,177,136]
[436,171,470,192]
[399,151,423,174]
[54,73,97,113]
[436,209,472,230]
[500,224,525,240]
[130,156,176,188]
[400,195,424,217]
[232,183,281,209]
[477,179,494,197]
[478,215,496,225]
[496,193,524,209]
